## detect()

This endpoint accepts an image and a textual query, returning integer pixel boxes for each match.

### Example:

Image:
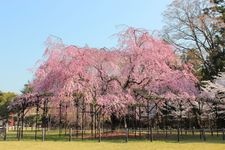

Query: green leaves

[0,92,16,120]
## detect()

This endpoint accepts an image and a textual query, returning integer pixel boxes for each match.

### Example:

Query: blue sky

[0,0,171,93]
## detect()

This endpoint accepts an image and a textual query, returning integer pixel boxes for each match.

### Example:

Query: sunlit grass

[0,141,225,150]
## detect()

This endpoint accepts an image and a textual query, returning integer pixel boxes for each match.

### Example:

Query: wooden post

[150,126,153,142]
[192,127,195,136]
[84,104,87,136]
[65,104,68,136]
[216,103,219,137]
[134,106,137,138]
[177,127,180,142]
[16,114,20,139]
[3,127,7,141]
[90,104,94,138]
[203,128,206,141]
[42,128,45,141]
[217,128,219,137]
[21,106,25,139]
[156,104,159,136]
[59,101,62,137]
[211,127,213,136]
[127,106,130,140]
[43,98,48,139]
[98,111,101,143]
[18,127,21,141]
[179,101,182,139]
[222,128,225,141]
[35,101,39,141]
[124,116,128,143]
[69,128,72,141]
[147,101,151,141]
[138,105,141,137]
[125,128,128,143]
[200,129,202,140]
[81,109,83,141]
[165,101,168,139]
[21,121,24,135]
[81,99,84,141]
[94,105,97,139]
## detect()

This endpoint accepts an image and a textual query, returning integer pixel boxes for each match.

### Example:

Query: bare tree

[162,0,220,78]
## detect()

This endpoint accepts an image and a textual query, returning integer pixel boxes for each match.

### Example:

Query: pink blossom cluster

[30,28,199,115]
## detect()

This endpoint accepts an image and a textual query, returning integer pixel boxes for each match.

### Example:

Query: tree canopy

[0,91,16,120]
[25,28,199,116]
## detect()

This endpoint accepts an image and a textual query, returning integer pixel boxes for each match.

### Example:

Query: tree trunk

[138,105,141,137]
[124,116,128,142]
[64,104,68,135]
[35,103,39,140]
[59,101,62,136]
[98,109,101,142]
[90,103,94,138]
[21,108,25,139]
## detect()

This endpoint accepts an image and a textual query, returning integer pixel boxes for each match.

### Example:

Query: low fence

[0,127,6,140]
[2,127,225,142]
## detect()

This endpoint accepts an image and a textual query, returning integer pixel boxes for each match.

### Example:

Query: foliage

[208,0,225,77]
[21,83,33,94]
[0,92,17,120]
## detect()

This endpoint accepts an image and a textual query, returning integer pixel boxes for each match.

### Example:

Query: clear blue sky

[0,0,171,93]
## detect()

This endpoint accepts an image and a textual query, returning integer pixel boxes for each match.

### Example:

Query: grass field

[0,129,225,150]
[0,141,225,150]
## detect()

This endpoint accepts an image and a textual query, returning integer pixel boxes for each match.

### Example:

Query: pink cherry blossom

[29,28,199,115]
